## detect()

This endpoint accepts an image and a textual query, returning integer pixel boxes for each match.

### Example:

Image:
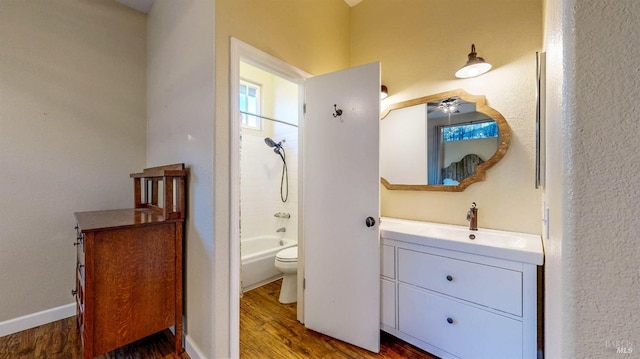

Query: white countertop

[380,217,544,265]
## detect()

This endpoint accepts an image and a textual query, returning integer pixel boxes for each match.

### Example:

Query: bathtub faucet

[276,227,286,233]
[274,212,291,219]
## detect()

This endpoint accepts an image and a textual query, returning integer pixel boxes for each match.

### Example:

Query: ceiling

[115,0,154,14]
[115,0,361,14]
[344,0,363,6]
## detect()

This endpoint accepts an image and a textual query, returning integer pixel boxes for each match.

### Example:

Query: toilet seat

[276,246,297,263]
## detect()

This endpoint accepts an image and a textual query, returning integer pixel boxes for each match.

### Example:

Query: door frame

[229,37,311,358]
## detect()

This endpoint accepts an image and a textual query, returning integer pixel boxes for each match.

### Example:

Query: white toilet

[274,246,298,304]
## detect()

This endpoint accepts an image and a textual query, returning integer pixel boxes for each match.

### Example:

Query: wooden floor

[241,279,438,359]
[0,317,187,359]
[1,279,436,359]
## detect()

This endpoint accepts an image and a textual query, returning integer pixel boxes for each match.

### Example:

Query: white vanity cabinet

[380,218,543,359]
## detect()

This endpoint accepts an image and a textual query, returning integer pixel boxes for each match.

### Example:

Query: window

[239,80,262,130]
[443,121,498,142]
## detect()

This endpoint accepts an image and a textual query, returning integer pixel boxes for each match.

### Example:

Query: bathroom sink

[380,217,543,265]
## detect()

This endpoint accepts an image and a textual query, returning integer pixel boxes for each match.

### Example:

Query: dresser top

[75,208,179,232]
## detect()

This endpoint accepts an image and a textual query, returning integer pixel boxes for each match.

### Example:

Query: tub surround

[380,217,543,359]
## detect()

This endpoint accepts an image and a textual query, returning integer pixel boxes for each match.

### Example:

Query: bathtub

[241,235,297,292]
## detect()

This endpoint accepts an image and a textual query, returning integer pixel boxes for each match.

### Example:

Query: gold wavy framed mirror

[380,89,510,192]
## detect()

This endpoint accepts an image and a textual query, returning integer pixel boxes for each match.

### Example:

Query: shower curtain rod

[239,110,299,128]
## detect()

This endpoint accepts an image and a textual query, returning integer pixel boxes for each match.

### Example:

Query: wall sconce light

[455,44,492,79]
[380,85,388,99]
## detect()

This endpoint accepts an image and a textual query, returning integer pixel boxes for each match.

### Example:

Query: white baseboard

[185,334,208,359]
[0,302,76,337]
[1,304,209,359]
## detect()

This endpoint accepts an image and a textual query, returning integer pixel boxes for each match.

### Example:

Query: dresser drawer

[76,300,84,327]
[399,284,522,359]
[76,265,85,302]
[398,248,522,316]
[76,231,85,266]
[75,266,84,330]
[80,324,85,348]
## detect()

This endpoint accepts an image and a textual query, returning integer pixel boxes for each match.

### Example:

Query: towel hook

[332,104,343,118]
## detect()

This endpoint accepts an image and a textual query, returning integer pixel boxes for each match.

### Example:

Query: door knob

[365,217,376,227]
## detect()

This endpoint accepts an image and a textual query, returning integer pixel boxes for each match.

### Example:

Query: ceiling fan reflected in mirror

[428,97,462,114]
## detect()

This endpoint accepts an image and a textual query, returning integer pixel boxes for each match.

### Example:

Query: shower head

[265,137,285,154]
[264,137,280,148]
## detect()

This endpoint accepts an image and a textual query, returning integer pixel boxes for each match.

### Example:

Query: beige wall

[352,0,543,234]
[215,0,350,357]
[146,0,215,357]
[543,1,640,357]
[0,0,146,322]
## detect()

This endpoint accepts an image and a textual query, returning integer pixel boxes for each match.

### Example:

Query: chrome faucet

[466,202,478,231]
[276,227,286,233]
[274,212,291,219]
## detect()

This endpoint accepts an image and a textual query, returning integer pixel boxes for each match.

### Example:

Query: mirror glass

[380,89,510,192]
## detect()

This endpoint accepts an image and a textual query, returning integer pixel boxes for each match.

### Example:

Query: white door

[303,62,381,352]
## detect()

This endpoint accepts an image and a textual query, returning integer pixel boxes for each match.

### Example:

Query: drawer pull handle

[71,289,77,296]
[446,275,453,282]
[446,317,454,324]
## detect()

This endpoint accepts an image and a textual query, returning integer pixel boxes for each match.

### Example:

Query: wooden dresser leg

[175,322,184,354]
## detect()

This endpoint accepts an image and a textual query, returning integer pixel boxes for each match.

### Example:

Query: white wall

[0,0,146,323]
[541,0,566,357]
[146,0,215,357]
[380,105,427,184]
[565,1,639,357]
[544,1,640,358]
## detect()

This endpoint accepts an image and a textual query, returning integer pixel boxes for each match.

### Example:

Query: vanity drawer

[381,244,395,279]
[381,278,396,329]
[398,284,522,359]
[398,249,522,316]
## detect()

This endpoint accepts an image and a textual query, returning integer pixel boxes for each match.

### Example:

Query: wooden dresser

[73,164,186,358]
